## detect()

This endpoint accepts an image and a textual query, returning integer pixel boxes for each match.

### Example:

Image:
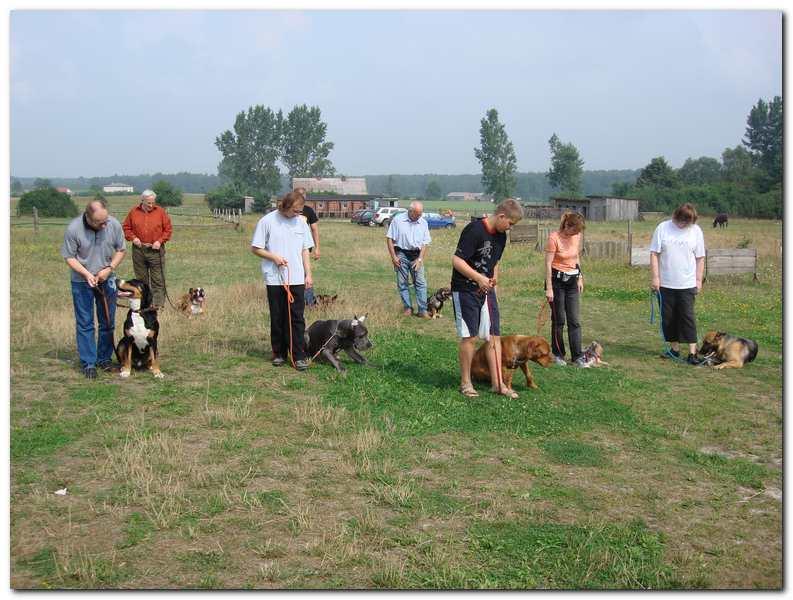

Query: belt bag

[552,268,580,283]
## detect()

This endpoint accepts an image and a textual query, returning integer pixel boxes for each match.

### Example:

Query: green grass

[10,203,781,589]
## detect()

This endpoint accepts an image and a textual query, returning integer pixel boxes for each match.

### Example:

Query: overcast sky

[10,10,782,177]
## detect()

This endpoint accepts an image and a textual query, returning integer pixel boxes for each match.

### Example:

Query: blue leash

[649,289,687,362]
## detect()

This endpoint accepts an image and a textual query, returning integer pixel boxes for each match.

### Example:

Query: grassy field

[10,194,782,589]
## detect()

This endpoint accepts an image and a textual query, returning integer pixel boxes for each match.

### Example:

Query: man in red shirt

[122,189,173,307]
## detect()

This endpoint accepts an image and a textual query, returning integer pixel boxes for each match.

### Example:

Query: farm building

[292,177,368,195]
[552,196,639,221]
[55,187,73,196]
[446,192,491,202]
[103,183,134,193]
[303,193,384,218]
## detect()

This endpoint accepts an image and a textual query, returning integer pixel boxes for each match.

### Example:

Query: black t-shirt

[301,205,319,225]
[451,218,507,292]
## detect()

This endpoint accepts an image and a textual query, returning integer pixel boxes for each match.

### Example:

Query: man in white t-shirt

[649,203,706,365]
[251,191,314,370]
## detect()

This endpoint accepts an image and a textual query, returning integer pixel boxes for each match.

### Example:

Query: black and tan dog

[471,335,553,390]
[115,278,163,378]
[176,287,206,317]
[427,287,452,319]
[305,315,373,372]
[699,331,758,369]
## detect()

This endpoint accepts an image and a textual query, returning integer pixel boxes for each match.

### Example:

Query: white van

[373,206,406,227]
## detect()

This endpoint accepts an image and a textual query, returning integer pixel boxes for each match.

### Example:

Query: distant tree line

[614,96,782,218]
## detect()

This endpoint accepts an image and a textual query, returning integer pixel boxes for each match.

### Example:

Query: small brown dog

[471,335,553,390]
[427,287,452,319]
[176,287,206,317]
[699,331,758,369]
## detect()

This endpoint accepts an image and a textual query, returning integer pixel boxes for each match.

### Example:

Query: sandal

[493,386,519,399]
[460,383,479,398]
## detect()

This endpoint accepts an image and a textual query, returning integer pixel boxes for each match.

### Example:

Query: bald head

[85,200,109,230]
[408,201,424,221]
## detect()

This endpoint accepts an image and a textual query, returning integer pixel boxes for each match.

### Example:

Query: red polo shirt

[122,204,173,245]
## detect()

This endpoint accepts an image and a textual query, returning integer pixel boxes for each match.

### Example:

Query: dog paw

[152,371,165,379]
[119,370,130,378]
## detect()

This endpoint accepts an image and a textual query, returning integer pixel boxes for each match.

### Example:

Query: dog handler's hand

[84,272,98,287]
[305,274,313,289]
[476,274,492,293]
[651,276,660,292]
[132,238,142,248]
[577,276,584,293]
[313,249,321,260]
[273,255,288,267]
[546,288,554,303]
[96,267,112,283]
[391,257,401,269]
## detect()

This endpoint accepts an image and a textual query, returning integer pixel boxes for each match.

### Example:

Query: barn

[302,194,383,218]
[552,196,639,221]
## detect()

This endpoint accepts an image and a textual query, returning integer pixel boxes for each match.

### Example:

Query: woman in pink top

[544,211,585,366]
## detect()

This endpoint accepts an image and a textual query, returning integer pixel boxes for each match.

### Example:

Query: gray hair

[141,189,157,199]
[409,200,424,212]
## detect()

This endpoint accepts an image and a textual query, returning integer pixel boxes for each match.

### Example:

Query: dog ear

[358,314,367,323]
[189,288,194,294]
[332,294,338,300]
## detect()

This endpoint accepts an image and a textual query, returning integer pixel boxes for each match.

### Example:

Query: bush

[206,185,245,210]
[17,188,78,218]
[151,179,183,207]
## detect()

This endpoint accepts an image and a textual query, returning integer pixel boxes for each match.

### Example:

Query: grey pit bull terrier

[305,315,373,372]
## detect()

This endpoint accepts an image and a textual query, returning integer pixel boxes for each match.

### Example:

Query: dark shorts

[659,287,698,344]
[452,289,500,339]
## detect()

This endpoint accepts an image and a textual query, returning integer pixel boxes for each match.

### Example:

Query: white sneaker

[553,355,567,366]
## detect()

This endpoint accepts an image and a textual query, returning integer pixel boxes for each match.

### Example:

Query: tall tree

[546,133,584,198]
[721,145,755,184]
[474,108,517,201]
[281,104,335,179]
[677,156,722,185]
[635,157,678,189]
[33,177,51,189]
[425,180,442,199]
[215,105,283,199]
[11,178,23,195]
[385,175,399,197]
[151,179,183,207]
[742,96,782,184]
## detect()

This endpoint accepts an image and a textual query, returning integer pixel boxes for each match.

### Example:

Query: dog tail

[744,339,758,364]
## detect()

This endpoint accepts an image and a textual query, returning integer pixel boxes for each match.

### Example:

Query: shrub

[206,185,245,210]
[151,179,183,207]
[17,188,78,218]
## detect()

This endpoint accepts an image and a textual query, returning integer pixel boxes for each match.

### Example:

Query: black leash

[93,282,120,364]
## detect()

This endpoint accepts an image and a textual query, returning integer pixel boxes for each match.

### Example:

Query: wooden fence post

[627,220,633,265]
[33,207,39,234]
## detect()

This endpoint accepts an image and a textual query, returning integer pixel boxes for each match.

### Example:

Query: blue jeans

[395,251,427,313]
[71,278,117,369]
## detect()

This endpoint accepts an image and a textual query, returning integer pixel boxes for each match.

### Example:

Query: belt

[395,246,420,256]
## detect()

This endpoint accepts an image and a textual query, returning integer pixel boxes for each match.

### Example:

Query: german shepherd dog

[115,278,163,378]
[698,331,758,369]
[427,287,452,319]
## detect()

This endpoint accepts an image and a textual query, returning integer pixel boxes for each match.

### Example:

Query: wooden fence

[212,208,243,230]
[705,248,758,280]
[509,221,551,249]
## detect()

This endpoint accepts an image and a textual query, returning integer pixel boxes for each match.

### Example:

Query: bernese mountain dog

[115,278,163,378]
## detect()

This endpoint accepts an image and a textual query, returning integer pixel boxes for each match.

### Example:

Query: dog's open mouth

[117,290,133,298]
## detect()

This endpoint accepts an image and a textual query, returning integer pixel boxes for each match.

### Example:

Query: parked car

[350,209,366,223]
[355,209,376,226]
[424,212,456,229]
[373,207,407,227]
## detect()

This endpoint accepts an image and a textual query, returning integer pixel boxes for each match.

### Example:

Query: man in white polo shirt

[386,201,432,318]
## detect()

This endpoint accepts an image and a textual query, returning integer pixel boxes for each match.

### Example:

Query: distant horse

[713,213,729,228]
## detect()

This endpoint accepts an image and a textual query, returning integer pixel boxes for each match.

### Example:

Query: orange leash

[279,264,297,369]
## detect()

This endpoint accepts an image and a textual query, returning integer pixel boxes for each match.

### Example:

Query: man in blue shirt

[386,201,432,318]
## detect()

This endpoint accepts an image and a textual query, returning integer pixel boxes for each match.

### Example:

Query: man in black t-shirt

[451,199,524,399]
[295,188,321,306]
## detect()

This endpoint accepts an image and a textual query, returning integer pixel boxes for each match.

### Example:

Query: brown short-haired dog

[699,331,758,369]
[471,335,553,390]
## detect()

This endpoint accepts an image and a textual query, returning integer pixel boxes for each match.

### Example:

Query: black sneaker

[83,367,97,379]
[686,353,705,366]
[661,348,680,360]
[294,359,309,371]
[96,361,115,372]
[271,356,287,367]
